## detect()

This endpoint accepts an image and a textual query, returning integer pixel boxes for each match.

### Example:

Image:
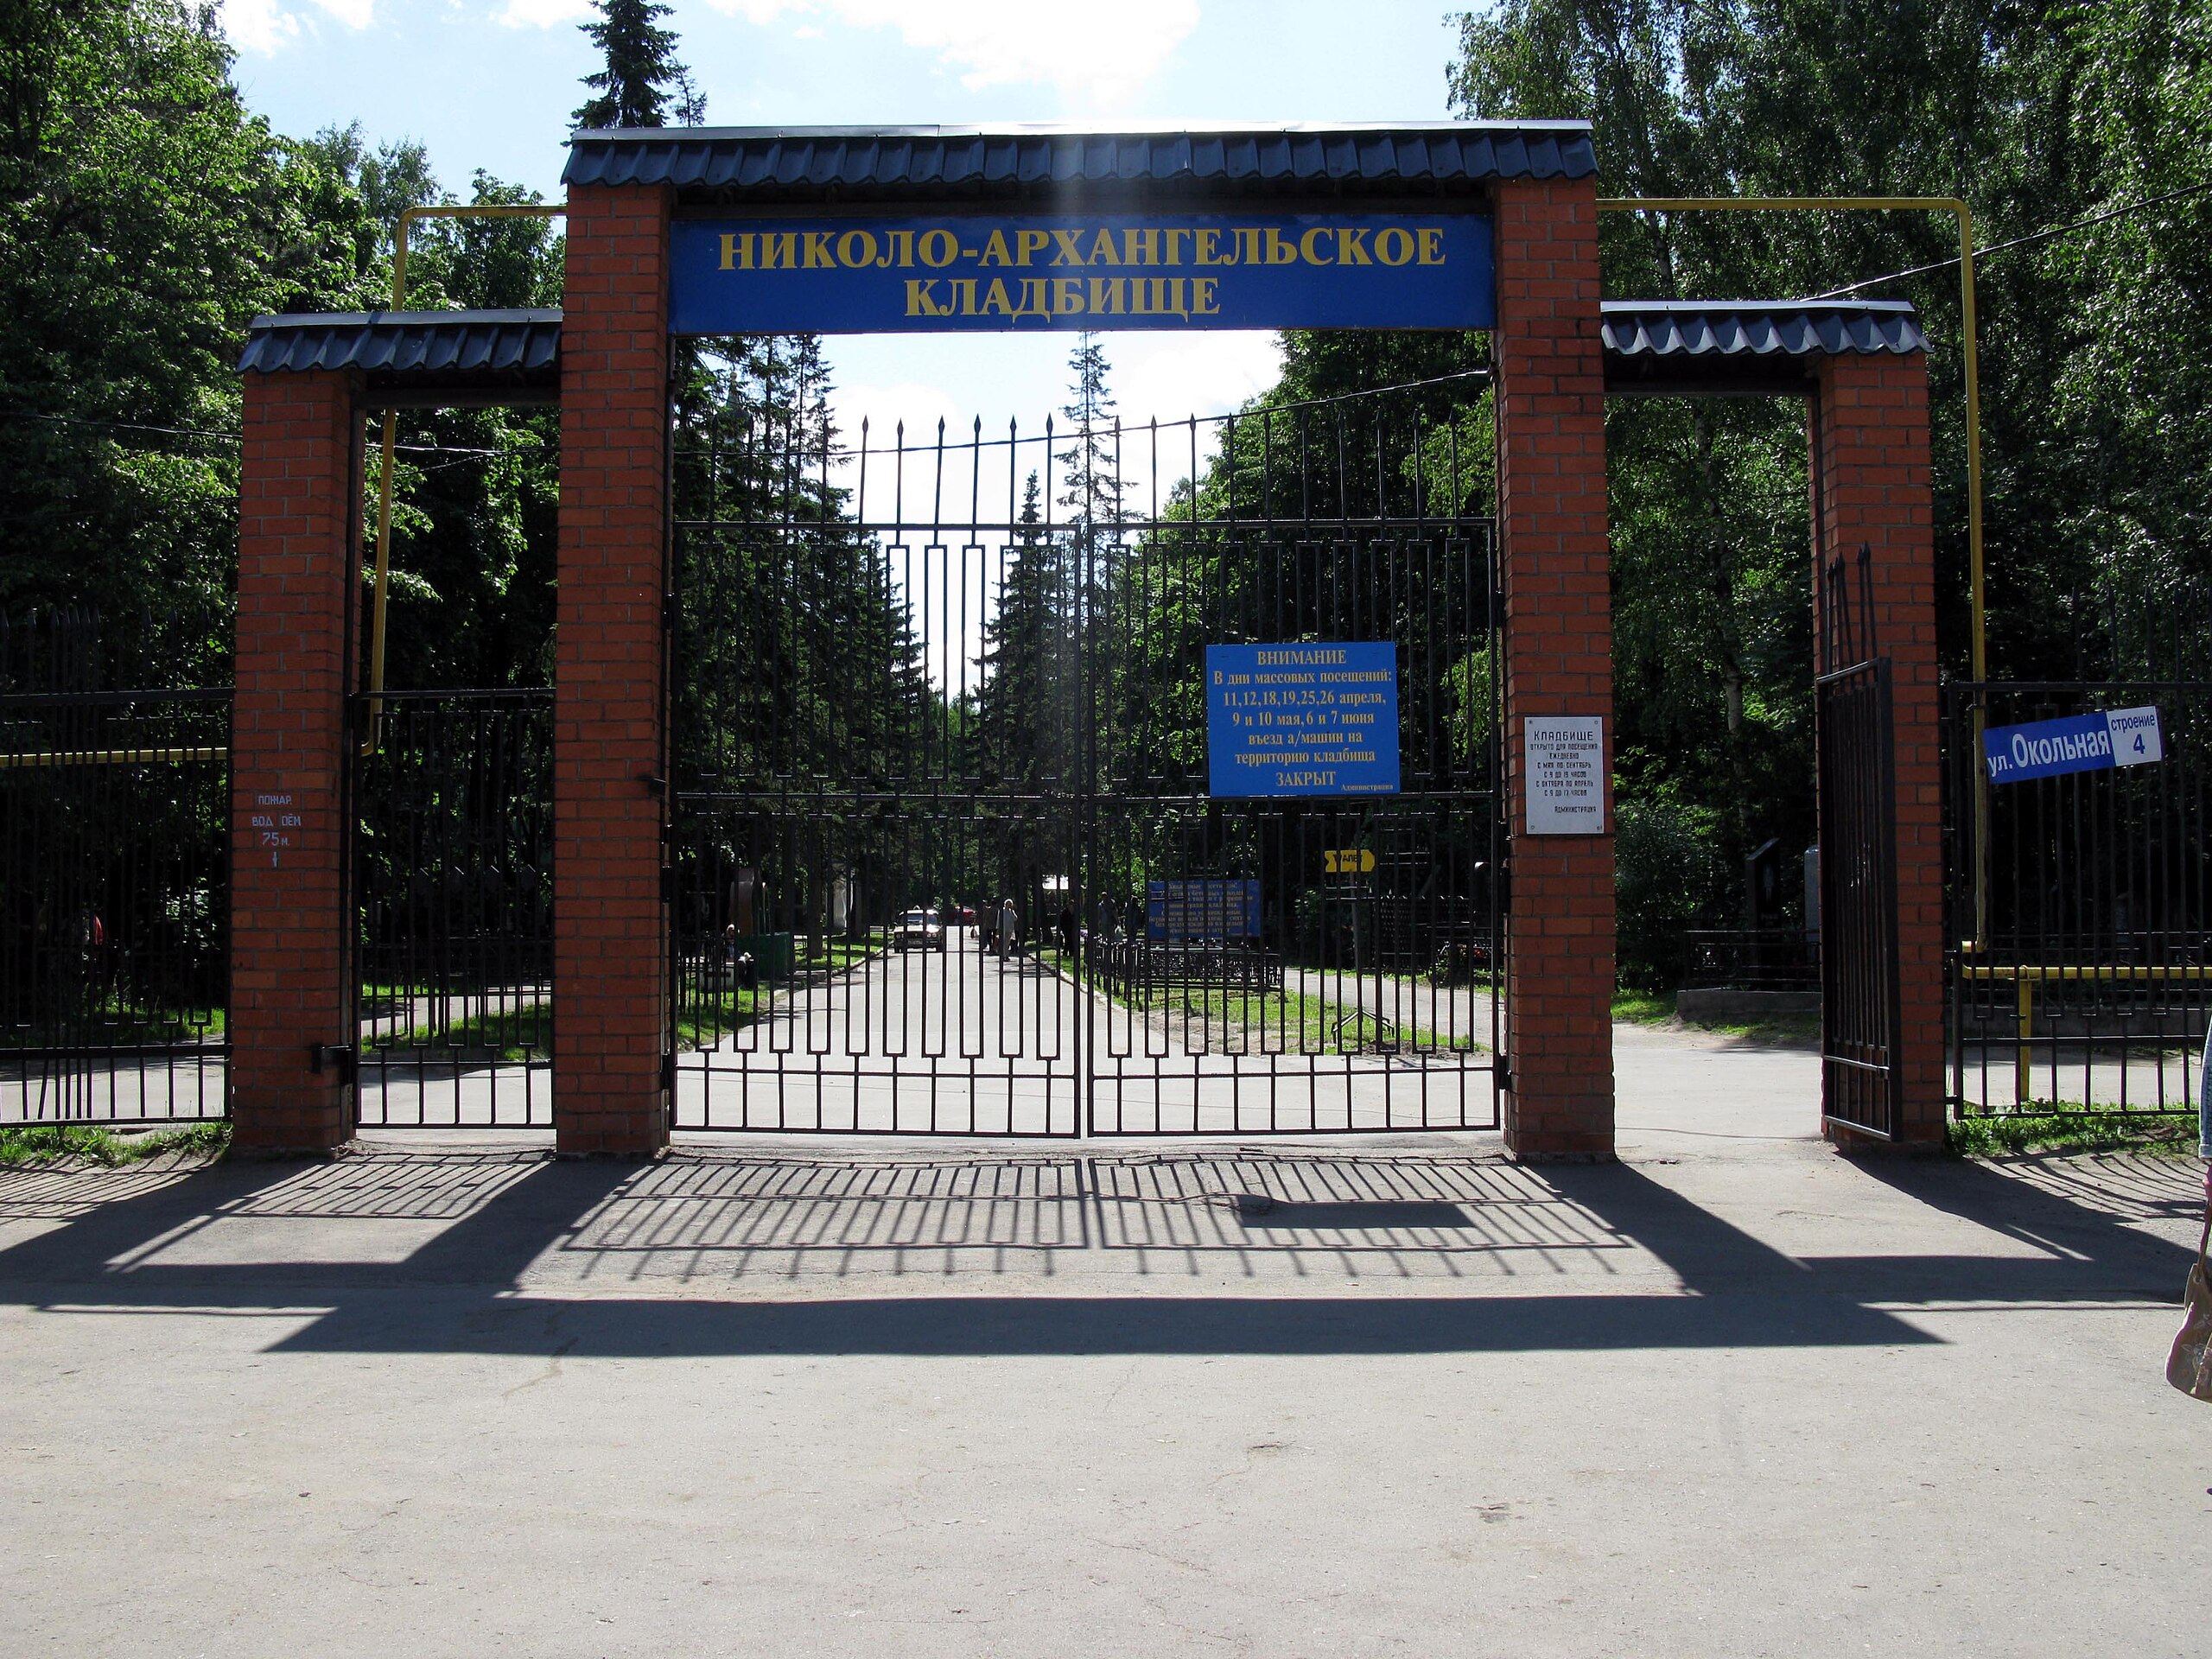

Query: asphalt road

[681,941,1498,1135]
[3,1052,2206,1658]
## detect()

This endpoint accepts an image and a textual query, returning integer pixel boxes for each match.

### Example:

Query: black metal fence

[1681,929,1819,992]
[667,376,1504,1135]
[0,685,230,1123]
[1945,679,2211,1116]
[354,690,553,1128]
[1086,939,1286,1001]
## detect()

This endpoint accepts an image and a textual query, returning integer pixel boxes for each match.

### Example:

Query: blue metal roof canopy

[1601,300,1927,396]
[238,309,561,402]
[237,300,1928,399]
[561,122,1598,203]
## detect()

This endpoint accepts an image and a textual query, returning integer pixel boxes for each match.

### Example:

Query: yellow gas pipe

[1595,197,1987,938]
[363,203,564,754]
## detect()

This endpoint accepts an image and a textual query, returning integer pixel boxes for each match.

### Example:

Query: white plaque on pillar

[1524,716,1605,836]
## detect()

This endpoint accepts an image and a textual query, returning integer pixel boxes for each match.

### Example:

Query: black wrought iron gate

[353,689,555,1128]
[1816,555,1903,1138]
[667,385,1504,1135]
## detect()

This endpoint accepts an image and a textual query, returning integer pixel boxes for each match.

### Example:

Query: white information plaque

[1524,715,1605,836]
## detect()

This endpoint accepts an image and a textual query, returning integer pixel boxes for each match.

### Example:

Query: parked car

[893,908,946,950]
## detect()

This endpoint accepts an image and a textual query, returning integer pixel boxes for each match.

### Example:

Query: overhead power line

[1803,178,2212,300]
[0,407,510,461]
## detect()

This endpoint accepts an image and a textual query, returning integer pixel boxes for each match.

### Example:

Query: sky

[218,0,1471,443]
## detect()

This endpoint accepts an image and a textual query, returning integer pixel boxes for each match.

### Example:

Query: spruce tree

[574,0,690,130]
[976,472,1070,791]
[1055,334,1127,532]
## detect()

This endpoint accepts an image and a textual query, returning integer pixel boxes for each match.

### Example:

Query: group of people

[974,899,1083,961]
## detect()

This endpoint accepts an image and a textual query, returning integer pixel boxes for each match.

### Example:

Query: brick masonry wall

[556,182,674,1156]
[1492,178,1617,1159]
[1812,352,1946,1146]
[232,368,359,1151]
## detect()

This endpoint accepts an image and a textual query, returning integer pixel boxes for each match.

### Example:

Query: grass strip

[1051,950,1485,1055]
[1611,988,1820,1047]
[1947,1109,2199,1160]
[0,1121,229,1166]
[674,987,764,1051]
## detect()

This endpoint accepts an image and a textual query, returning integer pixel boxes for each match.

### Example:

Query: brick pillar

[1810,352,1946,1147]
[556,181,673,1156]
[1492,178,1616,1159]
[231,368,359,1152]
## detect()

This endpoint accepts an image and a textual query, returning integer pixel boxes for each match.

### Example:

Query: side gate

[666,384,1505,1136]
[1816,551,1904,1139]
[353,688,556,1128]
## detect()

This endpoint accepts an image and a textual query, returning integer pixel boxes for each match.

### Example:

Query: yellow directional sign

[1322,848,1376,875]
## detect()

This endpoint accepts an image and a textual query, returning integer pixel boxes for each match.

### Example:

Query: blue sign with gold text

[670,213,1495,334]
[1206,642,1401,798]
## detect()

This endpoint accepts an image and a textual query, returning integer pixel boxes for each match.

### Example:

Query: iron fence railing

[1681,929,1819,991]
[1944,679,2212,1116]
[0,686,231,1123]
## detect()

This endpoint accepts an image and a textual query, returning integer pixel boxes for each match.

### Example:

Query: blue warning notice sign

[1205,642,1401,798]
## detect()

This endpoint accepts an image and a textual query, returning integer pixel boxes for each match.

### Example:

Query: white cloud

[499,0,594,24]
[219,0,300,53]
[1113,330,1281,426]
[713,0,1201,109]
[219,0,378,48]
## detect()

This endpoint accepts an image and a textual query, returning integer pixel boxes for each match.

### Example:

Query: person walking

[998,897,1017,961]
[2171,1021,2212,1398]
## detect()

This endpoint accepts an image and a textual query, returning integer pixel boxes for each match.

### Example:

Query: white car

[893,908,946,950]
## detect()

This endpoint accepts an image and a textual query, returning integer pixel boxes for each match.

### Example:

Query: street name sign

[1983,706,2164,784]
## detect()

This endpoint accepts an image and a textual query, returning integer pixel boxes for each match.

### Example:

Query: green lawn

[0,996,225,1051]
[800,936,889,970]
[1047,950,1484,1055]
[675,987,765,1051]
[1612,987,1820,1048]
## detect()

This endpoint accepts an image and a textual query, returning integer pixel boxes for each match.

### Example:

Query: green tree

[974,472,1075,791]
[0,0,372,679]
[1443,0,2046,947]
[573,0,690,130]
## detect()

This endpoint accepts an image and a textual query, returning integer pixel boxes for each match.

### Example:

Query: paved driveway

[3,1033,2206,1657]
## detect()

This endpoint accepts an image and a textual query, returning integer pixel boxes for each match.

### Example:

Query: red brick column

[231,368,359,1152]
[556,181,673,1155]
[1492,178,1616,1159]
[1811,352,1945,1147]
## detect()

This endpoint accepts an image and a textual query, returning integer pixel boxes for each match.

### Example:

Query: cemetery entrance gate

[665,388,1505,1135]
[227,123,1950,1159]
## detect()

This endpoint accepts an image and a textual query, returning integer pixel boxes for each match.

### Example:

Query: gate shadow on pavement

[0,1144,2195,1357]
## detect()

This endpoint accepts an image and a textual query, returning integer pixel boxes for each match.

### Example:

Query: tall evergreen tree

[573,0,689,130]
[1055,334,1127,531]
[975,472,1073,791]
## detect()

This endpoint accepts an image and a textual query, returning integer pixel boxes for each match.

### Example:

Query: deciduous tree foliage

[1439,0,2212,981]
[0,0,366,679]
